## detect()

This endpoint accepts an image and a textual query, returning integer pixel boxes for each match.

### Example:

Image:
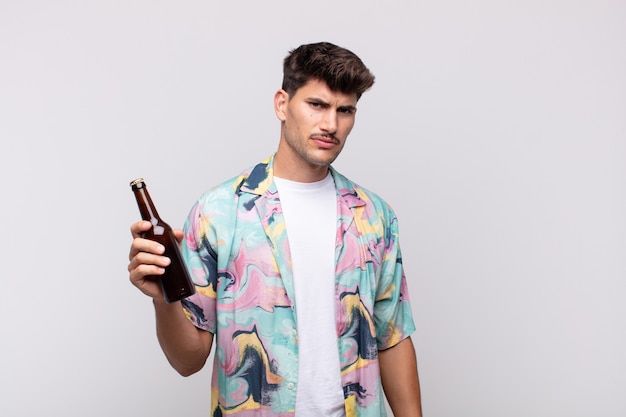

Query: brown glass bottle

[130,178,196,303]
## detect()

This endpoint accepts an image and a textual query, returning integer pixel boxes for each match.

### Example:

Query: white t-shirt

[274,173,345,417]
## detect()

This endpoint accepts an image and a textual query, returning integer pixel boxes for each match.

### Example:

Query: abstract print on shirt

[181,154,416,417]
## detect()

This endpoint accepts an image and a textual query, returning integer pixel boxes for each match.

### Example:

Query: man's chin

[308,149,341,167]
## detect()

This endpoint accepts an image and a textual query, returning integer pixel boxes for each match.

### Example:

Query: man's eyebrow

[338,104,357,111]
[305,97,356,111]
[306,96,328,104]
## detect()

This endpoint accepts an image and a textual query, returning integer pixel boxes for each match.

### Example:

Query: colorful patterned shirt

[181,154,416,417]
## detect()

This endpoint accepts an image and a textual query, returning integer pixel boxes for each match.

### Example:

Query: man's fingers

[128,236,166,261]
[172,228,184,243]
[130,220,152,238]
[129,262,165,280]
[128,250,171,272]
[127,220,172,301]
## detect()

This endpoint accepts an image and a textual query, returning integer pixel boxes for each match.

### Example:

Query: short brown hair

[282,42,375,100]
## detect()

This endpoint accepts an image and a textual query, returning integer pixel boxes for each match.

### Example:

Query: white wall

[1,1,624,416]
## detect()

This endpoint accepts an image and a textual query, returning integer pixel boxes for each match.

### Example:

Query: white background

[1,1,624,416]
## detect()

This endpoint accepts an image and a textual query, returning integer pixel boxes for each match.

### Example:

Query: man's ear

[274,89,288,121]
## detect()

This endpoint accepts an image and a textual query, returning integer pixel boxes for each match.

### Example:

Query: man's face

[274,78,358,180]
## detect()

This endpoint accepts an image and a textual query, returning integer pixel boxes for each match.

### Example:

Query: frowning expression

[274,78,358,181]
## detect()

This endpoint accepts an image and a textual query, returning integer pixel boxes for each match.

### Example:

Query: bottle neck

[132,183,161,223]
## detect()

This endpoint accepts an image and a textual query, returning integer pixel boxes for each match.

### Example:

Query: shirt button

[287,382,295,390]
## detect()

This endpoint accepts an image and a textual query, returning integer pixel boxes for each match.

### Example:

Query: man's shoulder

[195,159,267,204]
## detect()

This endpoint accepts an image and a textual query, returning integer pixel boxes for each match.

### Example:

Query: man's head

[282,42,375,101]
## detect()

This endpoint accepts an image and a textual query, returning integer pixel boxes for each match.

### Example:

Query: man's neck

[273,151,330,183]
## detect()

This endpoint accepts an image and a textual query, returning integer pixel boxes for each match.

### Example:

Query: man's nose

[320,110,338,133]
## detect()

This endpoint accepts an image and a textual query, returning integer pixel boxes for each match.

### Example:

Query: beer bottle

[129,178,196,303]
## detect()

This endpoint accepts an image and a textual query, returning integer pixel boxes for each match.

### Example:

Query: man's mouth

[311,134,338,147]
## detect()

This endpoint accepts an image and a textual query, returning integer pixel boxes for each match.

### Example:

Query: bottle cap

[130,178,145,187]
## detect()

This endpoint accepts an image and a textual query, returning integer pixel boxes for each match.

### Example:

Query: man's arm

[128,220,213,376]
[153,299,213,376]
[379,336,423,417]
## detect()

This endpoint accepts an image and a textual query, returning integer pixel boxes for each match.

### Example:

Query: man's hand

[127,220,184,300]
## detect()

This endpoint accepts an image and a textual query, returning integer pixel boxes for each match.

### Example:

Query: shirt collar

[238,153,366,208]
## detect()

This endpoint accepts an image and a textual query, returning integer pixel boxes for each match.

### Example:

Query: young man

[128,41,422,417]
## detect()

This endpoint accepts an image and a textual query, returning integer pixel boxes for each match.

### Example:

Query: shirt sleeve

[180,198,218,334]
[373,210,416,350]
